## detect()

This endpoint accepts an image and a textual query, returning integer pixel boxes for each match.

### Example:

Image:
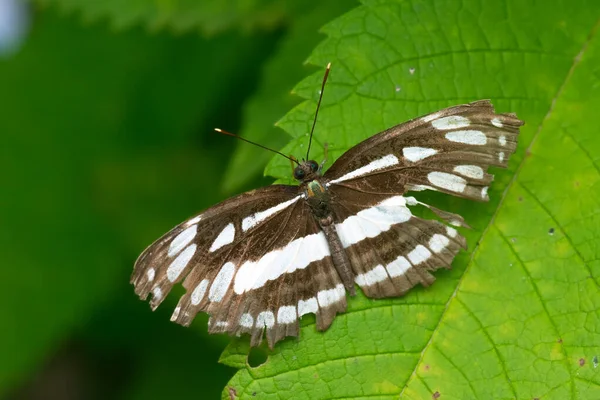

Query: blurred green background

[0,1,357,398]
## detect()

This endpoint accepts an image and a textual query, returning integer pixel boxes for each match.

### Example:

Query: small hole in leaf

[548,228,555,235]
[248,346,268,367]
[432,391,440,399]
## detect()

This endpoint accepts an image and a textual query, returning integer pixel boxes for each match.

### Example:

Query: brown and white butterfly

[131,65,524,348]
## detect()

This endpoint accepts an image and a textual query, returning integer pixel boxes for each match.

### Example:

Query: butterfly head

[293,160,320,182]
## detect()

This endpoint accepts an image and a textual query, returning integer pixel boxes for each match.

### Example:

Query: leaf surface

[221,0,357,193]
[34,0,295,35]
[223,0,600,398]
[0,7,276,393]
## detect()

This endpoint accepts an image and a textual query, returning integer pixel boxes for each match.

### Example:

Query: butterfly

[131,64,524,348]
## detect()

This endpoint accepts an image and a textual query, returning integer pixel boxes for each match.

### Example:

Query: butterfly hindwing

[326,188,467,298]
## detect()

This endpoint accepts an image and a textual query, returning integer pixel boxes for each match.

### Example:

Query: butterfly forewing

[325,100,522,201]
[132,99,523,349]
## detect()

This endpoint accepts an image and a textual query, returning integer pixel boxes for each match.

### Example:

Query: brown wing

[323,100,522,296]
[327,189,466,298]
[131,185,346,348]
[324,99,523,201]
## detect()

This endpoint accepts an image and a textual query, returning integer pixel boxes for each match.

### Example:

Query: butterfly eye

[294,167,305,180]
[309,161,319,172]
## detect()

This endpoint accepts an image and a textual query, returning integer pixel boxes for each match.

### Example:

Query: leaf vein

[518,182,600,290]
[496,227,575,399]
[456,297,518,399]
[255,349,422,381]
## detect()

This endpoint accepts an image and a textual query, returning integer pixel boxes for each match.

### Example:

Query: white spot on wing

[355,264,388,287]
[152,287,163,301]
[242,195,302,232]
[481,186,489,199]
[277,306,297,324]
[422,112,441,123]
[256,311,275,329]
[429,234,450,253]
[233,231,330,294]
[328,154,399,185]
[431,115,470,130]
[215,321,228,328]
[445,130,487,145]
[167,244,196,282]
[170,306,181,321]
[186,216,202,226]
[147,268,155,282]
[317,284,345,307]
[240,313,253,328]
[386,256,411,277]
[499,152,505,162]
[406,184,436,192]
[407,245,432,265]
[168,225,197,257]
[209,223,235,252]
[404,196,418,206]
[453,165,484,179]
[191,279,209,305]
[499,135,507,146]
[446,226,458,238]
[491,117,503,128]
[427,172,467,193]
[209,262,235,302]
[336,196,412,248]
[298,297,318,316]
[403,147,438,162]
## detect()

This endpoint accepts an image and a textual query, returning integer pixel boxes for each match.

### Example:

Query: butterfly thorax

[294,160,331,220]
[305,179,331,220]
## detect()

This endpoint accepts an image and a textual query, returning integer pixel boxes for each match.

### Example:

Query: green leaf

[34,0,294,35]
[221,0,356,194]
[0,7,277,394]
[223,0,600,398]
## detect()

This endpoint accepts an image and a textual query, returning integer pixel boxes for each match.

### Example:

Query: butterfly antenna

[305,62,331,161]
[215,128,299,165]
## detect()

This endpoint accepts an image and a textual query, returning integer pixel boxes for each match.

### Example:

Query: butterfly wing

[132,185,347,348]
[325,99,522,201]
[324,100,523,296]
